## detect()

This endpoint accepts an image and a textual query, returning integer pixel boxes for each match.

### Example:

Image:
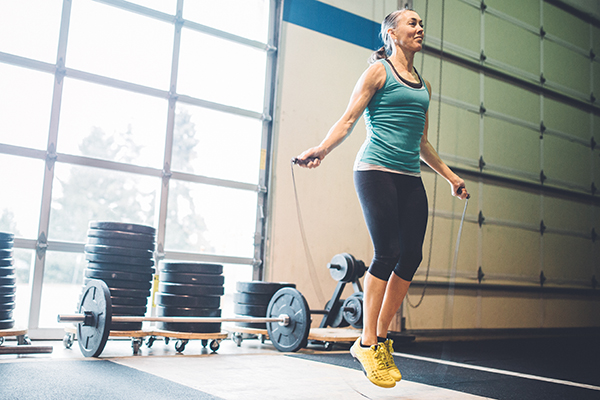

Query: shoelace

[374,344,388,370]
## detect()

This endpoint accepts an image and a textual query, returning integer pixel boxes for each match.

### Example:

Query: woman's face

[389,10,424,52]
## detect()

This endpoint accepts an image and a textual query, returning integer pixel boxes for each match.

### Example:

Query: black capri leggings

[354,170,428,282]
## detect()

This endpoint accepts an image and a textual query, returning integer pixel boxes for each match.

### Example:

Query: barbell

[58,279,311,357]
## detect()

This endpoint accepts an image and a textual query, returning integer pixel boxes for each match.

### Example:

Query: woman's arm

[295,62,386,169]
[420,80,469,199]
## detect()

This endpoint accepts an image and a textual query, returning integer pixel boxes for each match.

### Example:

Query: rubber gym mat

[0,359,223,400]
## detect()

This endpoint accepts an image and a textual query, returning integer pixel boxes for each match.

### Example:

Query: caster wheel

[63,334,74,349]
[201,339,208,348]
[17,335,31,345]
[132,338,142,355]
[175,339,188,353]
[146,336,156,348]
[233,333,242,347]
[164,337,170,345]
[209,340,220,352]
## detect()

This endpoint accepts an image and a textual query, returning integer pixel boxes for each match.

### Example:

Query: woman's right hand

[293,146,326,169]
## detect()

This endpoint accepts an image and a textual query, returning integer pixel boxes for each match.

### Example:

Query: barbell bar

[57,279,311,357]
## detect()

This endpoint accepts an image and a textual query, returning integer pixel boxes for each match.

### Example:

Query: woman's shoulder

[363,60,388,90]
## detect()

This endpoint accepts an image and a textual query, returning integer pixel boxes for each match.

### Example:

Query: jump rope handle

[457,187,470,199]
[291,157,318,166]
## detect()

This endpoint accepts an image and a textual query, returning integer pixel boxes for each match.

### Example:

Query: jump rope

[290,0,469,311]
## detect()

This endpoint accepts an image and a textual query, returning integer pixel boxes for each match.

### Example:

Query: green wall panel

[543,234,592,282]
[443,0,480,55]
[544,41,590,95]
[485,77,540,124]
[482,225,540,278]
[486,13,540,76]
[544,97,590,141]
[544,135,592,188]
[439,104,479,163]
[441,61,480,105]
[484,118,540,176]
[483,185,540,225]
[543,197,593,233]
[543,2,590,49]
[486,0,540,29]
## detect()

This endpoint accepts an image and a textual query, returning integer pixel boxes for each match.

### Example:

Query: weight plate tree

[0,232,15,330]
[58,279,311,357]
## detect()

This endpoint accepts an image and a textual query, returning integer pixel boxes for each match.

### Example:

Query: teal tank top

[355,59,430,174]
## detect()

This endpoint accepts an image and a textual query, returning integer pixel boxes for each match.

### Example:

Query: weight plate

[85,268,154,283]
[159,261,223,275]
[87,228,155,243]
[236,281,296,295]
[324,299,349,328]
[233,303,268,316]
[234,320,267,329]
[0,302,15,311]
[86,262,155,274]
[0,285,16,295]
[0,266,15,276]
[156,321,221,333]
[85,244,153,259]
[0,232,14,241]
[0,294,15,304]
[233,292,272,305]
[77,279,112,358]
[0,309,13,320]
[266,287,311,352]
[0,258,14,267]
[0,240,13,250]
[0,275,17,286]
[0,250,12,259]
[156,306,221,318]
[85,253,154,267]
[111,296,148,307]
[342,292,364,329]
[158,282,224,297]
[105,287,151,299]
[155,293,221,309]
[88,221,156,236]
[110,321,143,331]
[159,271,224,286]
[111,305,147,316]
[87,237,155,251]
[0,319,15,329]
[83,278,152,291]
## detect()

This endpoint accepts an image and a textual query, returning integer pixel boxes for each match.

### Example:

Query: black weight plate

[159,271,224,286]
[106,287,151,299]
[156,321,221,333]
[87,237,155,251]
[83,278,151,291]
[85,253,154,267]
[88,221,156,236]
[236,281,296,295]
[112,305,147,315]
[0,275,17,286]
[158,282,224,297]
[0,250,12,259]
[157,306,221,318]
[155,293,221,309]
[0,232,14,241]
[87,228,155,243]
[0,319,15,329]
[0,266,15,276]
[233,292,272,305]
[0,258,13,267]
[266,287,311,352]
[110,321,143,331]
[77,279,112,357]
[159,261,223,275]
[0,294,15,304]
[233,303,267,316]
[85,244,153,259]
[325,299,349,328]
[235,320,267,330]
[86,262,155,274]
[0,302,15,311]
[0,285,16,295]
[111,296,148,307]
[0,310,13,320]
[85,268,154,283]
[342,292,364,329]
[0,240,13,250]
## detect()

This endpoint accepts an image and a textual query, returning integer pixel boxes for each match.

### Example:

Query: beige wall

[266,0,600,331]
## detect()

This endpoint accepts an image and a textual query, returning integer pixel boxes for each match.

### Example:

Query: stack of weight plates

[0,232,15,330]
[83,222,156,331]
[234,282,296,330]
[156,261,224,333]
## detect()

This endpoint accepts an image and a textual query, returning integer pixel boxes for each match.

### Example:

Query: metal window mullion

[543,79,592,103]
[155,0,183,260]
[93,0,175,24]
[484,109,540,132]
[253,0,282,280]
[181,19,269,51]
[484,57,541,83]
[0,143,47,160]
[544,32,590,59]
[176,94,264,120]
[485,5,540,36]
[55,152,163,177]
[162,251,254,266]
[29,0,72,333]
[432,93,480,114]
[170,171,258,192]
[0,51,55,74]
[544,127,590,147]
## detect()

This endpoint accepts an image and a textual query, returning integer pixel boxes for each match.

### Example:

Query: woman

[295,9,469,388]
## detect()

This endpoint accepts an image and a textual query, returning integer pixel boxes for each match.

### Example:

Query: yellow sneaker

[350,338,396,388]
[382,339,402,381]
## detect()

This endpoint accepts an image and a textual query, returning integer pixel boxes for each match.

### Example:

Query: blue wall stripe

[282,0,382,50]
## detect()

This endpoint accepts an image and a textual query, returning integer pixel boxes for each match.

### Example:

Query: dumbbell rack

[63,325,228,354]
